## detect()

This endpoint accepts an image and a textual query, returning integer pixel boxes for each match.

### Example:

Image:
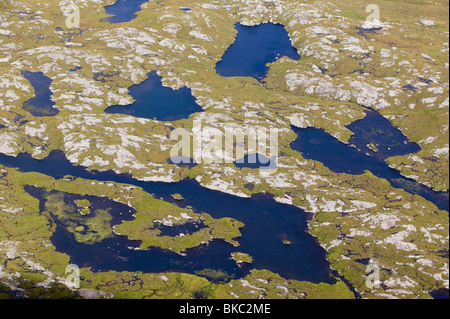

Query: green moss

[194,269,235,283]
[231,252,253,264]
[74,226,85,232]
[80,208,91,216]
[212,269,354,299]
[43,191,113,245]
[368,143,378,152]
[75,199,91,208]
[172,193,184,201]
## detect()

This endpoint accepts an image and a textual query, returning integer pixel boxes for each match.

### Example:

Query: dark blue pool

[216,23,300,80]
[21,71,59,117]
[104,71,204,121]
[347,109,421,161]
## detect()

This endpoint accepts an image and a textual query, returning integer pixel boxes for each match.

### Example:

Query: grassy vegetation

[231,252,253,265]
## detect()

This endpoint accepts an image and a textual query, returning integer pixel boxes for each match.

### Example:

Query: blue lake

[21,71,59,117]
[0,151,334,284]
[103,0,149,24]
[290,126,449,212]
[104,71,204,121]
[430,288,449,300]
[347,109,421,161]
[216,23,300,80]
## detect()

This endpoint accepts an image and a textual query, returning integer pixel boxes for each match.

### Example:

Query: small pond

[104,71,204,121]
[216,22,300,81]
[102,0,149,24]
[21,70,59,117]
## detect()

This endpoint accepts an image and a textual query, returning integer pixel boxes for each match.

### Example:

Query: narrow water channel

[290,126,449,212]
